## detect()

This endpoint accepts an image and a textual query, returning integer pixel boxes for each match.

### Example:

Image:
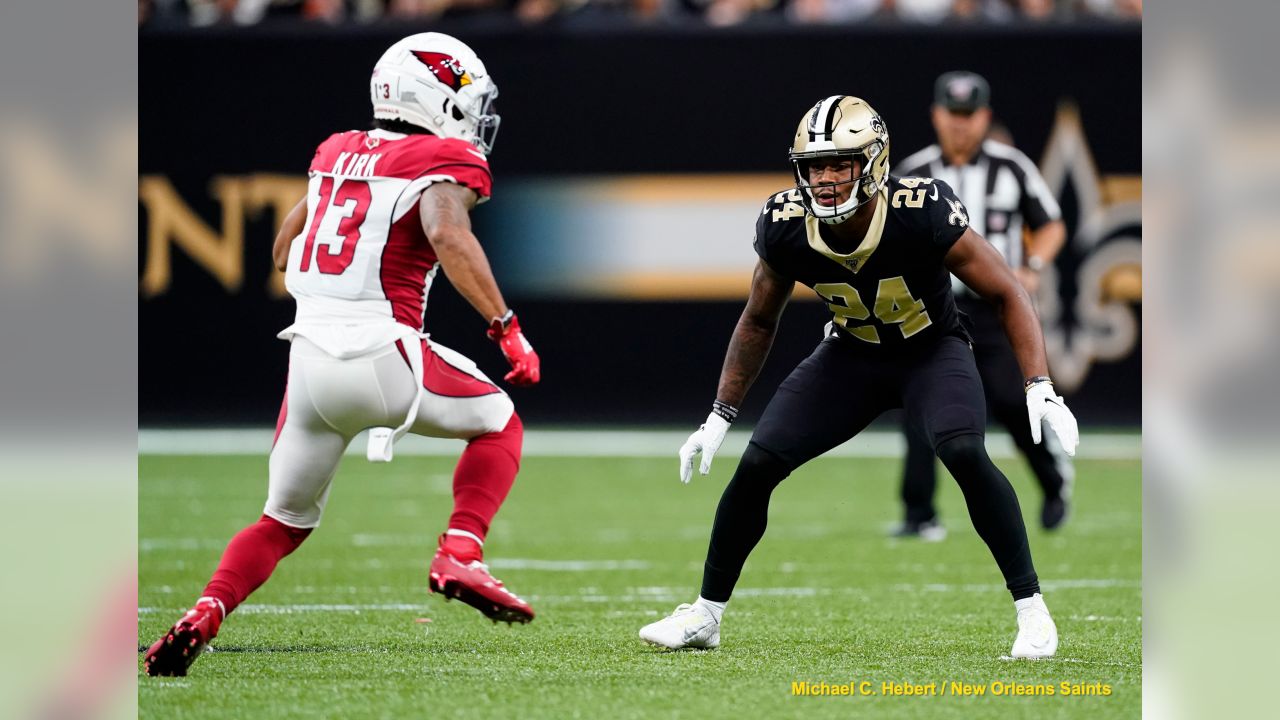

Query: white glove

[678,412,732,484]
[1026,381,1079,456]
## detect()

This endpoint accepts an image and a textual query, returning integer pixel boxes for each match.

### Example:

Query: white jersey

[279,128,493,358]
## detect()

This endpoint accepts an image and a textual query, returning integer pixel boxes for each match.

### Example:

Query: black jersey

[898,140,1061,275]
[753,175,972,353]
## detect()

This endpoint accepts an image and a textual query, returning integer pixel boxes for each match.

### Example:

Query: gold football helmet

[789,96,890,224]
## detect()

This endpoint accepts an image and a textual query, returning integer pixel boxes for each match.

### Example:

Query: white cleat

[918,520,948,543]
[1010,593,1058,659]
[639,603,720,650]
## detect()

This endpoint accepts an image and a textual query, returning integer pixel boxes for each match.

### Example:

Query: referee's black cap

[934,71,991,113]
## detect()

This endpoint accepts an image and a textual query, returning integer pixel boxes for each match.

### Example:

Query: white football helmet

[789,96,891,224]
[371,33,500,154]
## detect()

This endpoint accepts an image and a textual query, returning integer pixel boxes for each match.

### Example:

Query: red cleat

[429,541,534,625]
[143,597,224,676]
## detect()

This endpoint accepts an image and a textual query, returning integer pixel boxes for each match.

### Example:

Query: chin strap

[807,178,885,225]
[368,332,428,463]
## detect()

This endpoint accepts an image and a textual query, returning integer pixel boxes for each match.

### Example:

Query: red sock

[202,514,312,616]
[447,412,522,545]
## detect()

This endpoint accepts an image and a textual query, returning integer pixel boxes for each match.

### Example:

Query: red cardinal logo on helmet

[411,51,473,92]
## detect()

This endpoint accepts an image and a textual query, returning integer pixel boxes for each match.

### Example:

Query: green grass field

[139,443,1140,719]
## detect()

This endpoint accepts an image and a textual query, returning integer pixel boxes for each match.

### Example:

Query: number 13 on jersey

[298,177,372,275]
[814,276,932,343]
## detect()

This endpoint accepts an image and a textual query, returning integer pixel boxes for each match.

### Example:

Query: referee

[894,71,1073,537]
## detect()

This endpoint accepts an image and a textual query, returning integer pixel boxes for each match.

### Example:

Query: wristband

[1024,376,1052,392]
[711,400,739,424]
[488,309,516,337]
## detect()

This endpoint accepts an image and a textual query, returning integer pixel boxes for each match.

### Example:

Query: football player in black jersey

[639,96,1079,659]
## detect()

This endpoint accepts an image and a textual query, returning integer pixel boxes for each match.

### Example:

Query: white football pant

[265,336,514,529]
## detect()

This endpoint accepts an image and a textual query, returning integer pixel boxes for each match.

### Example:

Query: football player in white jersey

[146,33,541,676]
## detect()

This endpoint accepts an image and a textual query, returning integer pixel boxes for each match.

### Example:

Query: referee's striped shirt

[898,140,1060,294]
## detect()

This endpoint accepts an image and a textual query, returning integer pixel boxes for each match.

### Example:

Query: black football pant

[700,334,1040,603]
[900,299,1069,525]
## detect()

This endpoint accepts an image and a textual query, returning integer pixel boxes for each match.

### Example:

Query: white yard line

[893,578,1139,593]
[138,603,423,615]
[139,428,1140,460]
[140,578,1139,615]
[488,559,651,571]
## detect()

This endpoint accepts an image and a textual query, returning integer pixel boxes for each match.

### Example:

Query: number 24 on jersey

[815,276,932,344]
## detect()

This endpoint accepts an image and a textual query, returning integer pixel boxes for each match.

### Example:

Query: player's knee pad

[467,410,523,463]
[263,467,335,530]
[263,499,323,530]
[733,443,793,489]
[472,409,521,438]
[934,433,994,477]
[498,410,523,439]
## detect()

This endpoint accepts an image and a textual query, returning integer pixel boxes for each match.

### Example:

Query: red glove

[487,311,541,386]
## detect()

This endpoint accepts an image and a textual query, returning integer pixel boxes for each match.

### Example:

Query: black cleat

[1041,495,1070,531]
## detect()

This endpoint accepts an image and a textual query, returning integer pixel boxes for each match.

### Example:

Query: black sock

[935,434,1041,600]
[699,443,792,602]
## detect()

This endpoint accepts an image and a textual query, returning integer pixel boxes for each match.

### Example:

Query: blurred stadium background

[140,0,1141,28]
[139,6,1140,429]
